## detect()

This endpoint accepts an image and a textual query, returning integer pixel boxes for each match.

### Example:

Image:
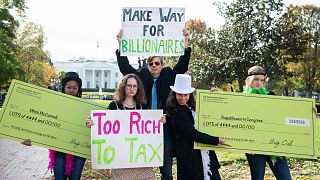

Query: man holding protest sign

[115,7,190,179]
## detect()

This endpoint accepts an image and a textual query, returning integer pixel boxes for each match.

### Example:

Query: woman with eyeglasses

[86,73,166,180]
[115,28,191,180]
[22,72,86,180]
[107,74,146,111]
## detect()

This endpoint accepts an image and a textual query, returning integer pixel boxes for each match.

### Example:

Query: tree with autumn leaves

[1,0,319,96]
[184,1,320,97]
[277,4,320,97]
[0,0,25,87]
[0,0,56,89]
[15,22,56,87]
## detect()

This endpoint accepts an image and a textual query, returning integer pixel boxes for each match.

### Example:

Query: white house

[54,58,138,89]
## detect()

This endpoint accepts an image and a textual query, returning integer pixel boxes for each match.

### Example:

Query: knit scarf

[48,149,75,176]
[243,86,267,95]
[243,86,277,164]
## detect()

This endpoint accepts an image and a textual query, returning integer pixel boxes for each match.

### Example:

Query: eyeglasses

[65,86,79,91]
[126,84,138,90]
[148,61,161,66]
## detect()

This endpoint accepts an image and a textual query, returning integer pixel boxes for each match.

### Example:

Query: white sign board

[91,110,163,169]
[121,7,185,56]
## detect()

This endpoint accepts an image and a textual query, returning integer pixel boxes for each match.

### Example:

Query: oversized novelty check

[0,80,105,159]
[195,90,317,159]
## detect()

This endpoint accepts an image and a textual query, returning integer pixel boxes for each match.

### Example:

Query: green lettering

[152,39,158,53]
[168,40,174,53]
[137,38,142,53]
[179,40,184,53]
[92,139,106,164]
[145,39,151,52]
[148,143,162,162]
[129,39,132,52]
[158,40,165,53]
[163,39,167,53]
[175,40,179,53]
[103,146,115,164]
[141,39,145,53]
[121,40,128,52]
[125,137,138,163]
[135,144,146,163]
[132,39,136,52]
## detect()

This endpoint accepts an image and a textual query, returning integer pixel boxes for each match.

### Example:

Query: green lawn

[90,100,112,107]
[82,92,114,95]
[317,119,320,155]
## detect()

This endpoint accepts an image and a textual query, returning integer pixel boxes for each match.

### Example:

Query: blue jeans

[160,125,174,180]
[54,151,86,180]
[246,154,291,180]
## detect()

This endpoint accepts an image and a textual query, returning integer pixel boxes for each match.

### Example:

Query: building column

[101,70,104,88]
[92,70,95,88]
[83,68,86,88]
[110,70,114,88]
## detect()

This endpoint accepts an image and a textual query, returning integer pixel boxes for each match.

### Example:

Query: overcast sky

[25,0,320,63]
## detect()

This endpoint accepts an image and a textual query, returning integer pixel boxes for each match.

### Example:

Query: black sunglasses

[148,61,161,66]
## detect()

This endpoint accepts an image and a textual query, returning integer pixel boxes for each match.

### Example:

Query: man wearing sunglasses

[115,28,191,180]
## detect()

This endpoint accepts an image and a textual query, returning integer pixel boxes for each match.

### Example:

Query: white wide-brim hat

[170,74,195,94]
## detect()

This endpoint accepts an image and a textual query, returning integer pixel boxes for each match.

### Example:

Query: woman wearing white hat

[166,74,229,180]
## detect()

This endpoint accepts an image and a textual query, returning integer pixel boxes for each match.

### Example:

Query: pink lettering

[113,120,120,134]
[129,112,161,134]
[145,120,152,134]
[103,121,112,134]
[130,112,141,134]
[153,120,161,134]
[93,112,106,135]
[141,119,145,134]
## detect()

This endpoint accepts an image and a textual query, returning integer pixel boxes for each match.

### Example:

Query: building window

[115,72,118,78]
[104,82,108,88]
[105,73,108,77]
[96,71,99,77]
[96,81,99,89]
[87,81,90,88]
[115,82,118,88]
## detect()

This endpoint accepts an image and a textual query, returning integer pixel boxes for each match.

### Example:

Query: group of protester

[21,28,318,180]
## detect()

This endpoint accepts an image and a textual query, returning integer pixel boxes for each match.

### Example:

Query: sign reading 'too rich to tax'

[90,110,163,169]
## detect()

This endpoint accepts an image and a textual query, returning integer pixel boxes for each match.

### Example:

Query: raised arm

[172,28,191,75]
[116,29,123,50]
[183,28,190,49]
[115,29,138,76]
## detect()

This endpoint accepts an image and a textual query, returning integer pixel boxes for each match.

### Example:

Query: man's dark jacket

[115,47,191,113]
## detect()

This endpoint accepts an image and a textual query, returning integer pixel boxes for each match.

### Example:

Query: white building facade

[54,59,127,89]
